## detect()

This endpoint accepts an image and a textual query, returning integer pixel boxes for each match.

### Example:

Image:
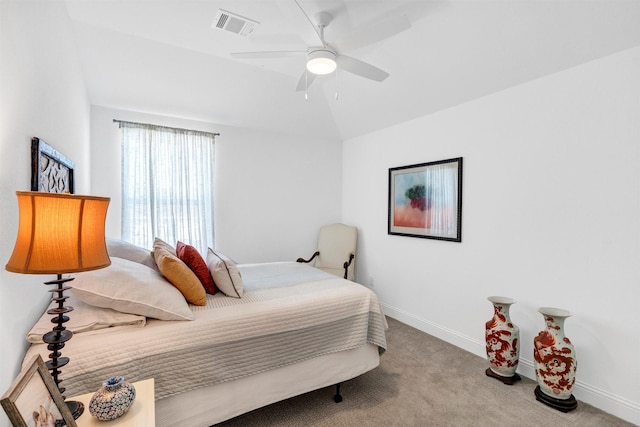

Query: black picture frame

[31,137,75,194]
[388,157,463,242]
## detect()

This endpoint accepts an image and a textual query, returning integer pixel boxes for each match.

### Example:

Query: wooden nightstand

[70,378,155,426]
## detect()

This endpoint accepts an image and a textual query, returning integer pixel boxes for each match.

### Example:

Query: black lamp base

[67,400,84,419]
[54,400,83,426]
[44,275,84,424]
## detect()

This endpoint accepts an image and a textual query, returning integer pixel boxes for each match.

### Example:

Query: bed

[22,239,387,426]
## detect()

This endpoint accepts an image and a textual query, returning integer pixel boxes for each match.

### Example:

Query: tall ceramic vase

[533,307,577,412]
[485,296,521,385]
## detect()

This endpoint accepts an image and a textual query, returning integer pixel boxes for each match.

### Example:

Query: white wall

[91,106,343,263]
[343,46,640,424]
[0,3,90,427]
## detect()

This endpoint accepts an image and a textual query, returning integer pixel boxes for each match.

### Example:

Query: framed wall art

[1,355,77,427]
[31,137,75,194]
[388,157,463,242]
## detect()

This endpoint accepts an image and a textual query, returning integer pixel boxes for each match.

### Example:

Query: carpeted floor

[217,317,636,426]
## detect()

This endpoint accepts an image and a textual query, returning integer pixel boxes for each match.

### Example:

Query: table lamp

[5,191,111,419]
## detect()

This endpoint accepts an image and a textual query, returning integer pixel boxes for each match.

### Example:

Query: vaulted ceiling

[64,0,640,140]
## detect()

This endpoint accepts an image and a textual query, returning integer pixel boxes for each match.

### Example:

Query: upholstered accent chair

[297,223,357,281]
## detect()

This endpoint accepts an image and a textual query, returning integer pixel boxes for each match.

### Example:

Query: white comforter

[24,263,387,401]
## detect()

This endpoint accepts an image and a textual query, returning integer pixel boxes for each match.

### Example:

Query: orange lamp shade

[5,191,111,274]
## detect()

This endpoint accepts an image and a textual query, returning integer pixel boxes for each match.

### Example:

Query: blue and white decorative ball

[88,376,136,421]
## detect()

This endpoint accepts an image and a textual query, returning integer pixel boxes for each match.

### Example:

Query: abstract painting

[388,157,462,241]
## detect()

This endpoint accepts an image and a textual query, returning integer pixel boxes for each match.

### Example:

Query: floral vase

[485,296,521,384]
[533,307,577,412]
[89,376,136,421]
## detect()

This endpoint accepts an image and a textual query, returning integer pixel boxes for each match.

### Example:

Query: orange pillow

[176,241,216,295]
[152,238,206,306]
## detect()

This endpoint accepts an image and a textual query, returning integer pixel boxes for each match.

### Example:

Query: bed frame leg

[333,383,343,403]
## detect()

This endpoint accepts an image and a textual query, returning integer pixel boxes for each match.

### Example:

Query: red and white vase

[485,296,520,383]
[533,307,577,411]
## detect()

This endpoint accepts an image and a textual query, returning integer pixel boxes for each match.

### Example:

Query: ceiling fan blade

[295,70,316,92]
[336,55,389,82]
[275,0,321,46]
[333,14,411,53]
[231,51,305,59]
[293,0,324,46]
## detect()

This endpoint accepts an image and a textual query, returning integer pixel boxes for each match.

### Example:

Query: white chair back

[314,223,357,281]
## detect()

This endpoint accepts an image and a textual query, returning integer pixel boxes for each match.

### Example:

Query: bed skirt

[155,343,380,426]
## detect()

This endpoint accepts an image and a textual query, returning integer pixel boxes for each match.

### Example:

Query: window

[117,120,216,253]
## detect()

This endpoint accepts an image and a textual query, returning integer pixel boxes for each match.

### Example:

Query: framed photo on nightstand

[1,355,77,427]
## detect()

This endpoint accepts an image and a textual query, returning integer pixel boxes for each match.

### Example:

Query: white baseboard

[382,303,640,426]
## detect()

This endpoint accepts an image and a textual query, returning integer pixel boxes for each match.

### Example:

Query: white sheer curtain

[118,121,215,253]
[427,163,459,237]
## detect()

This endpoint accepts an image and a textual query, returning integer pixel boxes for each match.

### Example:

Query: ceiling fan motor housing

[306,49,337,75]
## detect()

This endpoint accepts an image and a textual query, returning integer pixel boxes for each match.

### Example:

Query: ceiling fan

[230,1,411,91]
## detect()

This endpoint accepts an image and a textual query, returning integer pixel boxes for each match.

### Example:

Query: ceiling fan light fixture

[306,49,337,75]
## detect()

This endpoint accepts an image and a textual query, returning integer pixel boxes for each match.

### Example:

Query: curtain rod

[113,119,220,137]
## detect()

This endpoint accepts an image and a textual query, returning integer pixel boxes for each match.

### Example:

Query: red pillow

[176,241,216,294]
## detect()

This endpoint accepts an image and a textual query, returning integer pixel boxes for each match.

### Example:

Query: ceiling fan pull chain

[305,70,309,100]
[335,69,339,100]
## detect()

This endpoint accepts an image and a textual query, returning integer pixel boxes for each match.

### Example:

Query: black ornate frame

[31,137,75,194]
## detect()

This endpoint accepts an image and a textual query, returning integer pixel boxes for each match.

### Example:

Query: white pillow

[27,294,146,343]
[206,248,244,298]
[71,257,194,321]
[106,237,160,272]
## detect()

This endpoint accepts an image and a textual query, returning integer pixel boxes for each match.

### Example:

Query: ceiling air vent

[213,9,259,37]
